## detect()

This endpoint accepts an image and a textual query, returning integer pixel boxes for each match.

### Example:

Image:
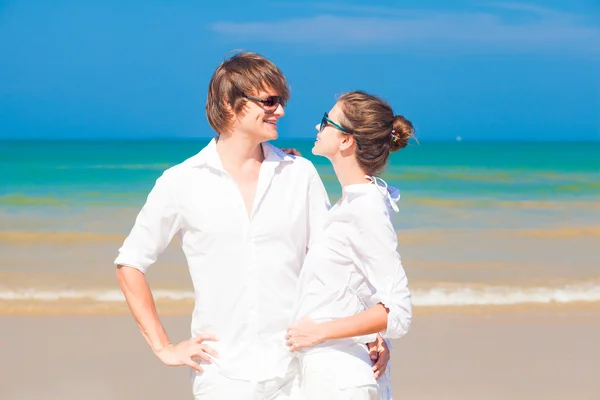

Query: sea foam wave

[0,289,193,302]
[1,284,599,306]
[411,284,600,306]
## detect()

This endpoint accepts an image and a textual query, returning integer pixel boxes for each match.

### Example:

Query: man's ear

[223,97,233,113]
[219,98,238,134]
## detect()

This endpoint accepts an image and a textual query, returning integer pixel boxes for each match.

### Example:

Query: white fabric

[115,139,330,384]
[292,178,412,396]
[191,359,302,400]
[377,362,393,400]
[300,346,378,400]
[365,175,400,212]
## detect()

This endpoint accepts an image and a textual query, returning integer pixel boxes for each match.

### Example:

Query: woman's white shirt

[292,177,412,351]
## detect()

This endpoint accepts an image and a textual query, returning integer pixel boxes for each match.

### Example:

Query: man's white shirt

[114,139,330,381]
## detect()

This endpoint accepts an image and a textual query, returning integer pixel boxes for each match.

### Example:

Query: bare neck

[330,154,370,197]
[215,133,265,171]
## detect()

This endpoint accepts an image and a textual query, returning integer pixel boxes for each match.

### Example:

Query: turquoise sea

[1,140,599,229]
[1,140,599,309]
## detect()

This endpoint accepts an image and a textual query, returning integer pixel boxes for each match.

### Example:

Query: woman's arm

[286,303,388,351]
[350,196,412,340]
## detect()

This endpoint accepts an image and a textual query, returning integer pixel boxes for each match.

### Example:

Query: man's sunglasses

[243,93,286,111]
[319,112,362,150]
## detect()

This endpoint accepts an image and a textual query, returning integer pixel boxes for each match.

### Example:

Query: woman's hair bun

[390,115,415,152]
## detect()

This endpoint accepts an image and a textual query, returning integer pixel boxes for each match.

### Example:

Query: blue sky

[0,0,599,140]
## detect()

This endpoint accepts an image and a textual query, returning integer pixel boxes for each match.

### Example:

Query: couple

[114,52,413,400]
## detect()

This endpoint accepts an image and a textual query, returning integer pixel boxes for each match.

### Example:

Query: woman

[286,91,413,399]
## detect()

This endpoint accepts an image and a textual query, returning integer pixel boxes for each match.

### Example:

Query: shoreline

[2,299,600,316]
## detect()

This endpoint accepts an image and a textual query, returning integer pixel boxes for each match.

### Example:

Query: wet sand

[1,312,598,400]
[2,225,599,289]
[1,223,599,315]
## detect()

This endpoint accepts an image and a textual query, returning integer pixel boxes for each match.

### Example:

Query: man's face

[233,89,285,142]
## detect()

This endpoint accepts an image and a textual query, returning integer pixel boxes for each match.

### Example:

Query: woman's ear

[339,135,356,152]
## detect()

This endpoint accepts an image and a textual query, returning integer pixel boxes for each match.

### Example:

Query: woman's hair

[337,90,415,176]
[206,52,290,134]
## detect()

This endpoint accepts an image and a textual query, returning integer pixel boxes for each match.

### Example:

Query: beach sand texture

[1,313,599,400]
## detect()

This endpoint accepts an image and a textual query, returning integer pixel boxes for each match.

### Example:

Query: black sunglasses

[319,112,362,150]
[243,93,286,111]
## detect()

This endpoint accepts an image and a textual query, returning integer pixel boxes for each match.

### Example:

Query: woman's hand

[285,317,327,352]
[280,148,302,157]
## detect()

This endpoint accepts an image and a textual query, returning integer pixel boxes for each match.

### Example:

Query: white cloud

[211,3,600,54]
[480,2,561,16]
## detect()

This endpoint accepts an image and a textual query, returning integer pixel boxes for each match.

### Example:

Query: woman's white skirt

[298,342,392,400]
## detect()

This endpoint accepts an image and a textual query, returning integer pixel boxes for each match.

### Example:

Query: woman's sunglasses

[243,93,286,112]
[319,112,362,150]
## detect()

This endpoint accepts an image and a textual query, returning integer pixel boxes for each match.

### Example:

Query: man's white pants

[190,362,301,400]
[190,348,392,400]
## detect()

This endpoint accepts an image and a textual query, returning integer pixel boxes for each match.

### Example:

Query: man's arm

[116,266,217,372]
[114,172,217,371]
[117,266,169,351]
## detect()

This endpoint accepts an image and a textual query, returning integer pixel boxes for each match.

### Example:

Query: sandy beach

[2,140,599,399]
[1,311,599,400]
[1,219,599,399]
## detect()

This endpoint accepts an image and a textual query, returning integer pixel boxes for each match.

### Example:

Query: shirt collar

[344,176,401,212]
[186,138,295,171]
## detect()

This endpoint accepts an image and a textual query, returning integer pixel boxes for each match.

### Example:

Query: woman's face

[312,103,346,158]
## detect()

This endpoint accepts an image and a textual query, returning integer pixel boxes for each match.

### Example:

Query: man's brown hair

[206,52,290,134]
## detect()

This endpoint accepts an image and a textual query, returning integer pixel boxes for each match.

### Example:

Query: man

[115,52,389,399]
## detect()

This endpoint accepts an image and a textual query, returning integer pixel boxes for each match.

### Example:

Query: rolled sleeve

[114,171,181,273]
[355,333,378,344]
[349,199,412,339]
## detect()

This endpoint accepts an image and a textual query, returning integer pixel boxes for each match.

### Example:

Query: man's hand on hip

[367,334,390,379]
[154,333,219,372]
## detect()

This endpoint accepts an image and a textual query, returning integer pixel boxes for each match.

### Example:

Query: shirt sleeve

[348,195,412,339]
[306,162,331,251]
[114,171,181,273]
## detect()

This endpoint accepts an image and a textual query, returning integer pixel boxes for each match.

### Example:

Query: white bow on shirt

[365,175,401,212]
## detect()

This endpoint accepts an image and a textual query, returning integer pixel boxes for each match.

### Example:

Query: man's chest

[177,171,310,240]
